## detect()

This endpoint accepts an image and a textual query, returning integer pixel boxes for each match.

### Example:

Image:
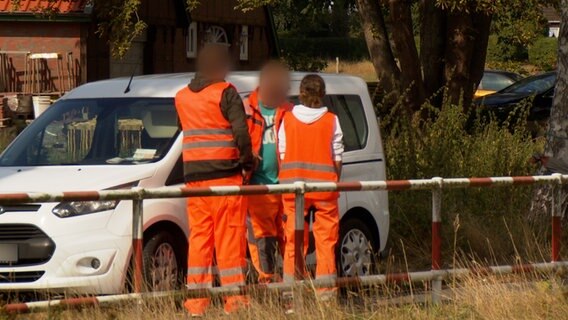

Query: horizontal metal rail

[0,175,564,204]
[0,174,565,314]
[3,261,568,314]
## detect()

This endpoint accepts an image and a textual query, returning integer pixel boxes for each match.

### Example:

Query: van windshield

[0,98,179,166]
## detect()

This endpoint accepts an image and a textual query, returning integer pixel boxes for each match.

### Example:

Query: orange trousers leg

[311,200,339,298]
[184,175,249,315]
[282,198,339,295]
[282,199,311,283]
[247,194,283,283]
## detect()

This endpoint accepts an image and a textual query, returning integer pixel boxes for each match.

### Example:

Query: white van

[0,72,389,294]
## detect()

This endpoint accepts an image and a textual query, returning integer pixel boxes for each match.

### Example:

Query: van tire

[142,231,185,291]
[338,218,376,277]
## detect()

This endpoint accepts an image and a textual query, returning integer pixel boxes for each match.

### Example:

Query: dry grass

[7,273,568,320]
[324,60,378,82]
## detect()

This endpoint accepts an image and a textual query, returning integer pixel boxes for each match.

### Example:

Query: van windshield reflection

[0,98,179,166]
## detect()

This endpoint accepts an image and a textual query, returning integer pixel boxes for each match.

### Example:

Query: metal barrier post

[552,173,563,262]
[291,182,306,310]
[294,181,306,279]
[132,197,144,293]
[431,177,443,304]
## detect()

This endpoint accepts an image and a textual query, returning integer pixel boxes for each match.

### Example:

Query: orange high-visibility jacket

[175,82,239,163]
[279,111,339,200]
[244,89,293,156]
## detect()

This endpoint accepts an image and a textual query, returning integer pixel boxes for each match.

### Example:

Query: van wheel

[143,231,185,291]
[338,218,375,277]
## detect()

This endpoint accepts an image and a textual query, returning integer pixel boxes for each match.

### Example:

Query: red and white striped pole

[431,177,443,304]
[132,189,144,293]
[287,181,306,310]
[552,173,563,262]
[294,181,306,279]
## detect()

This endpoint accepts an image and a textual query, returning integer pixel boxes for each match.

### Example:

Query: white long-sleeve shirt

[278,104,344,161]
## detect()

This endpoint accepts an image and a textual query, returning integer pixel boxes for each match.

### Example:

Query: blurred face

[197,44,231,81]
[210,62,230,82]
[258,68,290,108]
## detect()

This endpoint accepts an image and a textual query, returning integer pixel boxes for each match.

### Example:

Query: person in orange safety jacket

[278,74,344,303]
[244,61,292,283]
[174,43,253,316]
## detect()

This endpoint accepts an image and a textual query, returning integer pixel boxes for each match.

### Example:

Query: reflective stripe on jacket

[244,89,293,156]
[279,111,339,200]
[175,82,239,163]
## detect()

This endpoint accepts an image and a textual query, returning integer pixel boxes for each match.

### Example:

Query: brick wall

[0,21,84,93]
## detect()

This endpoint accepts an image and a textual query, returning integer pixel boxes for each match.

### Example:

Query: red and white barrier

[0,173,566,314]
[4,261,568,314]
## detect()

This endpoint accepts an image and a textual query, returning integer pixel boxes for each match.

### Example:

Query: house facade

[543,7,560,38]
[0,0,279,94]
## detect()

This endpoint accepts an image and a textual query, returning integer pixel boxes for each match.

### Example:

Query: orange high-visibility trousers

[247,194,284,283]
[282,198,339,296]
[184,175,249,315]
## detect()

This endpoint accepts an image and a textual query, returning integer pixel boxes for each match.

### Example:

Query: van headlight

[52,200,119,218]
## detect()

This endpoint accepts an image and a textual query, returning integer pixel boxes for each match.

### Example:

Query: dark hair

[299,74,326,108]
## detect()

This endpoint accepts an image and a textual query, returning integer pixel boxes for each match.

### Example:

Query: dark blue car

[475,72,556,122]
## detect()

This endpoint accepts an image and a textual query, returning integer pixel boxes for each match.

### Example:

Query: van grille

[0,224,47,241]
[0,224,55,266]
[0,271,45,283]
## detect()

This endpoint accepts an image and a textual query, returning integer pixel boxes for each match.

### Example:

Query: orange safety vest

[279,111,338,200]
[244,89,292,155]
[175,82,239,163]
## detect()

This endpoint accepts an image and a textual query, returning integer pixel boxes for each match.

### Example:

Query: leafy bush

[528,37,558,71]
[486,34,529,63]
[279,37,369,61]
[486,35,557,74]
[484,60,536,76]
[280,51,328,72]
[381,99,546,269]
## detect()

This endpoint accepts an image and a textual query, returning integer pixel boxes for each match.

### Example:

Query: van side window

[288,95,367,152]
[327,95,368,152]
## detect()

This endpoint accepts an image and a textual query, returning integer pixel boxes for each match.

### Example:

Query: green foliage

[381,97,544,266]
[271,0,358,37]
[486,35,558,74]
[279,37,368,61]
[484,60,529,75]
[280,51,328,72]
[94,0,147,59]
[489,0,547,62]
[529,37,559,71]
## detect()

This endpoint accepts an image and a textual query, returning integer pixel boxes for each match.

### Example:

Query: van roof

[62,72,368,100]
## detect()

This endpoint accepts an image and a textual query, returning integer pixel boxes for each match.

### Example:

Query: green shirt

[250,101,279,185]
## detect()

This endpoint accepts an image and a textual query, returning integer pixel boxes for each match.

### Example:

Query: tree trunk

[420,0,446,106]
[466,12,492,111]
[444,12,476,107]
[356,0,400,93]
[389,0,425,112]
[545,4,568,161]
[530,1,568,221]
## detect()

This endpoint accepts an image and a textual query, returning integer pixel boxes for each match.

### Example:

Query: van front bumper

[0,225,131,295]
